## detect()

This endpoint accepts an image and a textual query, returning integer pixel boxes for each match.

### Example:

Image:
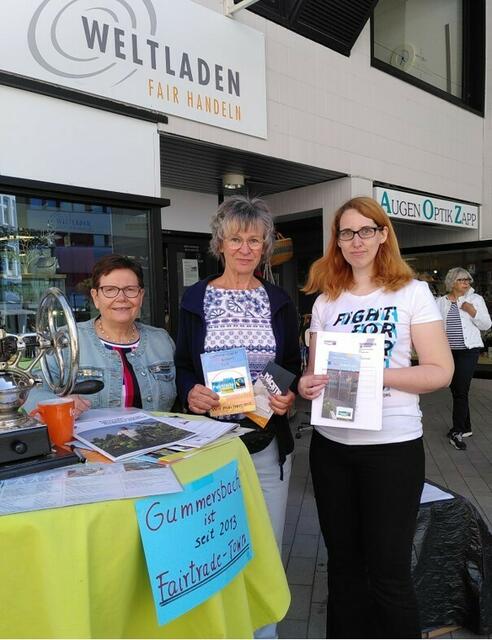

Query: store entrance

[273,211,324,336]
[162,231,218,340]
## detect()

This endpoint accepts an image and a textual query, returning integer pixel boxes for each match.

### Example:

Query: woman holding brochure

[298,196,453,639]
[175,195,301,558]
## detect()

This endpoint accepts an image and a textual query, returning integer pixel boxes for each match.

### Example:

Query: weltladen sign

[0,0,267,138]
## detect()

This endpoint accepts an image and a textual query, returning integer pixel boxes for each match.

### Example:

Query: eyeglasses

[338,226,384,241]
[456,278,472,283]
[225,236,264,251]
[98,285,142,298]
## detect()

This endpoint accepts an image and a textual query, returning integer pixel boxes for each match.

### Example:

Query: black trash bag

[412,484,492,634]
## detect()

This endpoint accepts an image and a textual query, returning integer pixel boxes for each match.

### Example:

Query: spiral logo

[27,0,157,85]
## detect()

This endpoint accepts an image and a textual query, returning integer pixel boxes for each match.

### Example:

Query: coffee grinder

[0,287,80,478]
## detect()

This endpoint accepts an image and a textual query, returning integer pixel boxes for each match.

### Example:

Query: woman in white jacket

[437,267,492,450]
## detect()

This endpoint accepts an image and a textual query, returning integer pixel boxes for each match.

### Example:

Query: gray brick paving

[279,380,492,639]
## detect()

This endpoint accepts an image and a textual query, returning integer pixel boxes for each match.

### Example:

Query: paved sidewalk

[279,379,492,639]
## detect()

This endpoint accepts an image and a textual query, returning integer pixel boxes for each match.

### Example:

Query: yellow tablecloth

[0,437,290,638]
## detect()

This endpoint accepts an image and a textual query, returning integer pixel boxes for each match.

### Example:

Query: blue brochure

[200,347,255,416]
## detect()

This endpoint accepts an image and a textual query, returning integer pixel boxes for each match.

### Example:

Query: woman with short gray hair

[175,196,300,636]
[209,195,275,262]
[437,267,491,449]
[444,267,473,293]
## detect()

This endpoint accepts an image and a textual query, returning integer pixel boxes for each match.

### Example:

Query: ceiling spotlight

[222,173,245,190]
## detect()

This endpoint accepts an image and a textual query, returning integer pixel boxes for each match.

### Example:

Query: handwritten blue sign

[135,460,253,626]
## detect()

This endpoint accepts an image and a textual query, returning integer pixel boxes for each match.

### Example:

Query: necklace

[97,318,138,344]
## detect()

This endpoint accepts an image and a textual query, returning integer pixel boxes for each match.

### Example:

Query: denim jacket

[24,319,176,413]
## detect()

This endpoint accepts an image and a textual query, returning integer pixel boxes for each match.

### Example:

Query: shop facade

[0,0,491,370]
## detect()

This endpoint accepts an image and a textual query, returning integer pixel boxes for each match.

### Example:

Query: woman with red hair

[298,196,453,639]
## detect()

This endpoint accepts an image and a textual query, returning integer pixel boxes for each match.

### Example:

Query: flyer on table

[201,348,255,417]
[311,331,384,430]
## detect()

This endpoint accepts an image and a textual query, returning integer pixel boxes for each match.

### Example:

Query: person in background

[25,254,176,416]
[175,196,300,637]
[298,196,453,639]
[436,267,491,450]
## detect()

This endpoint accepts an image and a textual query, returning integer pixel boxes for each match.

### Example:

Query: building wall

[481,0,492,241]
[0,85,160,198]
[0,2,486,243]
[160,0,485,221]
[161,187,217,233]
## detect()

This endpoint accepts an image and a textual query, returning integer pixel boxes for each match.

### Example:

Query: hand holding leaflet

[310,331,384,430]
[200,348,255,417]
[245,361,295,427]
[187,384,220,415]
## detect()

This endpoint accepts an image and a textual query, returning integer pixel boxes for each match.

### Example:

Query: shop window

[372,0,485,114]
[0,195,16,227]
[0,193,152,335]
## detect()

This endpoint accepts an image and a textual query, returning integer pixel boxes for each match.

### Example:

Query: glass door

[162,232,218,340]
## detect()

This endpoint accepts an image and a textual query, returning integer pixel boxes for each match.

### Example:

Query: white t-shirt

[310,279,442,445]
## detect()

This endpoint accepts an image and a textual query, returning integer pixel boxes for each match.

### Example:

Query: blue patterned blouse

[203,285,276,395]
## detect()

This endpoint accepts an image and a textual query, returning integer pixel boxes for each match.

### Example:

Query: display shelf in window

[0,272,67,333]
[0,244,21,280]
[19,273,66,310]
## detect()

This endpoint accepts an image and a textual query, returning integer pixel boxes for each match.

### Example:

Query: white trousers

[251,438,292,548]
[251,438,292,638]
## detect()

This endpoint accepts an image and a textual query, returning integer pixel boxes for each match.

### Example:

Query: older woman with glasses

[437,267,491,450]
[26,254,176,417]
[175,197,300,587]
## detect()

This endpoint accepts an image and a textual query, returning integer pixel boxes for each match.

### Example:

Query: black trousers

[449,348,480,434]
[310,430,424,639]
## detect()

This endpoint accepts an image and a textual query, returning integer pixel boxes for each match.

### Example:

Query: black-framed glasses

[98,285,142,298]
[456,278,472,283]
[338,226,384,241]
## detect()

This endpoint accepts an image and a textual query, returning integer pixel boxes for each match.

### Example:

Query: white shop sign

[373,187,479,230]
[0,0,267,138]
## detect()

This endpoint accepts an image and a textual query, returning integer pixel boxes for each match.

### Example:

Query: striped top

[445,301,466,349]
[100,337,143,407]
